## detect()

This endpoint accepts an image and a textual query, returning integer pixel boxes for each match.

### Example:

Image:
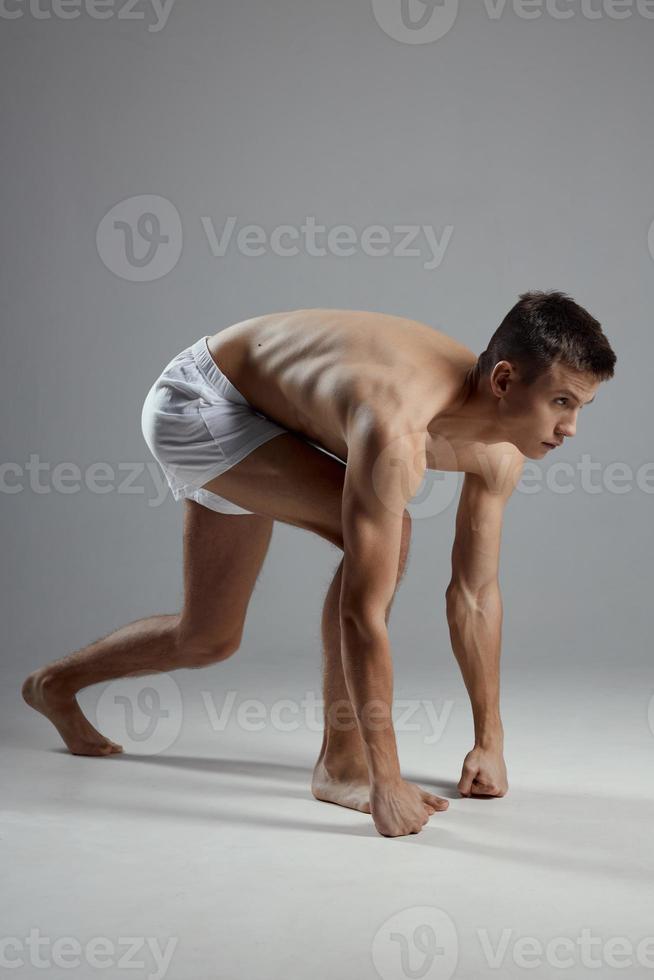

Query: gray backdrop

[1,0,652,699]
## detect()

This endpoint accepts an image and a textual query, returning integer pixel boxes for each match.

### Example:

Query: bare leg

[311,515,412,812]
[22,502,275,756]
[22,614,183,756]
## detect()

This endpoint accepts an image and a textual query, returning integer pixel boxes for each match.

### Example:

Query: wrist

[472,701,504,748]
[474,731,504,751]
[474,716,504,751]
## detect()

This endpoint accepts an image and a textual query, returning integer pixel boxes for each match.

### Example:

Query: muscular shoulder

[473,444,525,499]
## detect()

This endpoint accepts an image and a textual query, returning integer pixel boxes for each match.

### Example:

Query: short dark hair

[477,290,616,386]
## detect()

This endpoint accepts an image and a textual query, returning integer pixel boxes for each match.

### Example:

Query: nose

[557,418,577,439]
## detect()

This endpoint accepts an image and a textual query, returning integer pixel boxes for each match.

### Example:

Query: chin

[511,438,533,457]
[521,443,548,459]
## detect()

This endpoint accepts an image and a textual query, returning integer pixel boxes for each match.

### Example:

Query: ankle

[36,668,76,703]
[317,750,369,781]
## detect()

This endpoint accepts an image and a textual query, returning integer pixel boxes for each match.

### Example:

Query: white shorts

[141,336,288,515]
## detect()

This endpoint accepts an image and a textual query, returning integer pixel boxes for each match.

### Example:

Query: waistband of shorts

[190,336,248,405]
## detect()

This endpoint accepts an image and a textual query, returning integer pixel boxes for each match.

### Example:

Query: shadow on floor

[45,748,654,872]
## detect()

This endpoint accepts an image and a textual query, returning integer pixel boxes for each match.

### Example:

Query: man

[22,291,616,838]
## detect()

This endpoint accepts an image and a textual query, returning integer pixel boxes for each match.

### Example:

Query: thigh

[199,431,348,548]
[178,499,274,651]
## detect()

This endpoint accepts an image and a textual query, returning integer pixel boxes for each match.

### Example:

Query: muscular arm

[337,413,449,836]
[339,414,426,785]
[445,454,523,796]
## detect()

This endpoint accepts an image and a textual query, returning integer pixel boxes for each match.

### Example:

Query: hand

[370,778,449,837]
[458,746,508,798]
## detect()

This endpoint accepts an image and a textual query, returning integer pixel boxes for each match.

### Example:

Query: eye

[555,397,568,406]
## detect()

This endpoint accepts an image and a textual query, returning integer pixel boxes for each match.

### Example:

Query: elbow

[445,583,469,623]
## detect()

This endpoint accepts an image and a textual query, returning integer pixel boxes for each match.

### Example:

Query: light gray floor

[2,661,652,980]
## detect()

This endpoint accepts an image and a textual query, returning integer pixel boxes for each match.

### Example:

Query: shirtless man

[22,290,616,838]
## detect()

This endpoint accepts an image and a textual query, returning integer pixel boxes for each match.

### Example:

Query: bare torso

[207,308,487,472]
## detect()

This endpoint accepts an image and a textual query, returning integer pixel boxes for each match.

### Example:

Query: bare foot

[21,669,123,757]
[311,757,372,813]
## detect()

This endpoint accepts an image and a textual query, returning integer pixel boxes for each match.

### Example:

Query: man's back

[207,308,478,466]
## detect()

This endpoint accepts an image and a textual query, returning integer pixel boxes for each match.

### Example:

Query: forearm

[339,611,402,785]
[446,582,504,749]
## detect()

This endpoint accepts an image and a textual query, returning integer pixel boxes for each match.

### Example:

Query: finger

[471,781,499,797]
[422,791,449,811]
[472,780,496,793]
[458,767,476,797]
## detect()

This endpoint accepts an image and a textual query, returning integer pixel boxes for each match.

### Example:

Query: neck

[429,361,509,446]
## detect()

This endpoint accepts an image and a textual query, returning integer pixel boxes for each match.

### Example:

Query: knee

[333,508,412,558]
[185,640,241,668]
[176,626,242,668]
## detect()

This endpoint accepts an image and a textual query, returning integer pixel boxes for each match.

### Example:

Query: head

[475,290,616,458]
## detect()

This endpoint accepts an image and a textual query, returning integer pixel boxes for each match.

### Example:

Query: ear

[489,359,515,398]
